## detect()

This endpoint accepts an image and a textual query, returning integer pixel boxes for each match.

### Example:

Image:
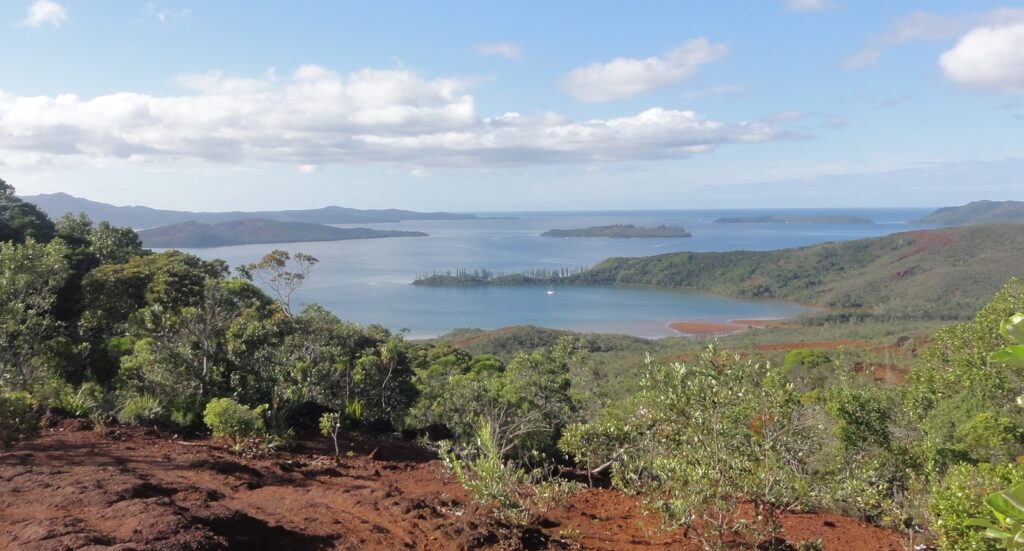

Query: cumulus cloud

[785,0,837,12]
[20,0,67,28]
[561,39,728,103]
[0,65,791,169]
[940,23,1024,93]
[845,8,1024,69]
[473,42,522,59]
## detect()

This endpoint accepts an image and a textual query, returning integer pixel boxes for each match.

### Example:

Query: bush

[440,419,576,525]
[319,399,363,457]
[0,392,38,447]
[118,394,166,426]
[560,347,820,549]
[824,386,893,453]
[203,397,265,450]
[929,462,1024,551]
[52,382,105,418]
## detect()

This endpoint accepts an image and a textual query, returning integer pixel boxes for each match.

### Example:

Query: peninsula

[915,200,1024,225]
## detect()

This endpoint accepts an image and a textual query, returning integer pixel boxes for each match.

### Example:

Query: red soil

[753,339,874,352]
[668,319,796,336]
[896,230,958,262]
[0,424,905,550]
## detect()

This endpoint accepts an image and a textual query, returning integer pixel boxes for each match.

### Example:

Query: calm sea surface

[176,208,936,338]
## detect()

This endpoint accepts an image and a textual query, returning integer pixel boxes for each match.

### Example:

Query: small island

[139,218,427,248]
[541,224,691,238]
[713,216,873,224]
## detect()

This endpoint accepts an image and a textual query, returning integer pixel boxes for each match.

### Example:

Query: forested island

[138,219,428,248]
[713,215,873,224]
[416,225,1024,321]
[540,224,691,238]
[915,199,1024,225]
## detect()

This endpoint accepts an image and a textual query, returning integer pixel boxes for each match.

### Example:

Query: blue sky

[2,0,1023,211]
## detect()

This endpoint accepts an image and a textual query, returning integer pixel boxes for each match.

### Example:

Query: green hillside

[417,224,1024,321]
[139,218,427,247]
[570,224,1024,320]
[916,200,1024,225]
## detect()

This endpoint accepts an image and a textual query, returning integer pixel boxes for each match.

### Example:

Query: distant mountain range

[21,192,480,228]
[916,200,1024,225]
[138,219,427,248]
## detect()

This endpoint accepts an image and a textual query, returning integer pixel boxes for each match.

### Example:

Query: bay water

[176,208,935,338]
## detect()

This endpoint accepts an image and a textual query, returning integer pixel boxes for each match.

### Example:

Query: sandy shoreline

[668,318,796,336]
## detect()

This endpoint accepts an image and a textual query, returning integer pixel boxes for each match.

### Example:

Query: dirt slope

[0,424,904,550]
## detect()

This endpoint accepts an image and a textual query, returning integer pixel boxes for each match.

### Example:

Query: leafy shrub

[118,394,166,426]
[819,444,923,528]
[440,419,576,525]
[0,392,38,447]
[783,348,839,390]
[319,399,363,456]
[824,386,893,453]
[203,397,266,450]
[52,382,105,418]
[929,462,1024,551]
[560,347,820,549]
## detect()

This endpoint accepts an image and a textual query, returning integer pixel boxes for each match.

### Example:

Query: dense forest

[5,178,1024,549]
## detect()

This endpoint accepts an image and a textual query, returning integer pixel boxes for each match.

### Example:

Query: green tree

[0,238,70,389]
[0,179,56,244]
[89,221,147,265]
[241,250,318,317]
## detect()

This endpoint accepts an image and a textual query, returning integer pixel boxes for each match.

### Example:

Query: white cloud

[0,65,792,169]
[785,0,837,12]
[20,0,67,28]
[845,8,1024,69]
[561,39,728,103]
[940,23,1024,93]
[296,164,318,174]
[473,42,522,59]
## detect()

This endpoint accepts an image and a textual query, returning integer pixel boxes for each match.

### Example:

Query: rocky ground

[0,421,905,550]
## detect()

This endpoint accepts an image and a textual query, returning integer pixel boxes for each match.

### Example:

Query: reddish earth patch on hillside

[669,319,798,336]
[754,339,874,352]
[1,425,904,550]
[896,230,958,262]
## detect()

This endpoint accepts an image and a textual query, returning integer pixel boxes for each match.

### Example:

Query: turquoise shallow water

[175,208,935,338]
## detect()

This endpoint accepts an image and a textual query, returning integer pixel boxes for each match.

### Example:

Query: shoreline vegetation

[414,224,1024,323]
[713,215,873,224]
[540,224,691,238]
[413,267,589,286]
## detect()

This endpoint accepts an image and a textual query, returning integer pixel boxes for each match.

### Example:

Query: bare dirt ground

[0,422,905,550]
